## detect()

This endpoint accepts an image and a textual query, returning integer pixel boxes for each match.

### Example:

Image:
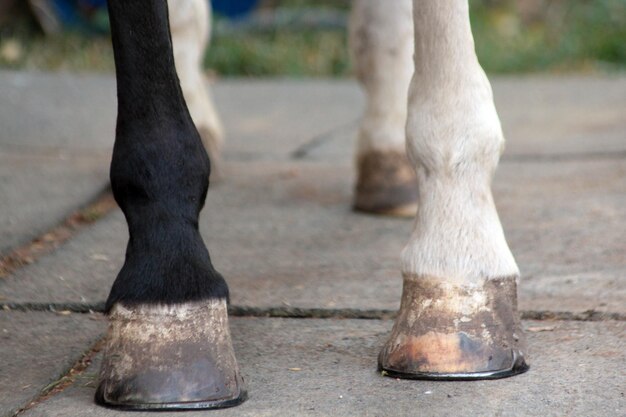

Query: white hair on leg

[401,1,519,282]
[169,0,224,176]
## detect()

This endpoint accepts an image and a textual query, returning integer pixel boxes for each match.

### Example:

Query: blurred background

[0,0,624,76]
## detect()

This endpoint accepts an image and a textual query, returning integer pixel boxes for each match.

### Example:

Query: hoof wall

[96,301,246,411]
[379,276,529,380]
[353,150,417,217]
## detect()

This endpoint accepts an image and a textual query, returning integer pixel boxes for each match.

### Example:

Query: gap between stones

[1,302,624,322]
[501,149,626,163]
[289,119,626,163]
[11,337,105,417]
[0,188,117,279]
[290,119,358,159]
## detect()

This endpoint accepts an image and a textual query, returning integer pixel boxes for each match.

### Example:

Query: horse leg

[379,0,529,379]
[349,0,417,216]
[95,0,245,409]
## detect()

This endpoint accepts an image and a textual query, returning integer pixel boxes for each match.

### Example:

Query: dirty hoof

[95,300,246,410]
[379,276,529,380]
[353,150,417,217]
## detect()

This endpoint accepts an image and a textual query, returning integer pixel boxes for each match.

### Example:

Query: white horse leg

[379,0,528,378]
[169,0,224,178]
[348,0,417,216]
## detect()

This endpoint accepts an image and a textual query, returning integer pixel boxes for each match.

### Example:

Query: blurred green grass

[0,0,624,75]
[204,29,349,76]
[471,0,626,73]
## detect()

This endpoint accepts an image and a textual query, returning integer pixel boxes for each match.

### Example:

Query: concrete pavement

[0,71,625,416]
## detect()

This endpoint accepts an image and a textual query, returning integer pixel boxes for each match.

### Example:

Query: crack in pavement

[290,119,358,160]
[1,302,624,322]
[10,337,105,417]
[0,189,116,278]
[285,115,626,164]
[501,150,626,163]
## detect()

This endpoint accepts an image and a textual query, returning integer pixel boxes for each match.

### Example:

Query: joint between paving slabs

[1,302,624,322]
[0,188,117,280]
[501,149,626,163]
[11,337,106,417]
[290,119,358,159]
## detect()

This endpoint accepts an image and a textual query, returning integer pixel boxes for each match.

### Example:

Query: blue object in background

[33,0,260,34]
[42,0,109,32]
[211,0,260,19]
[80,0,106,6]
[50,0,82,27]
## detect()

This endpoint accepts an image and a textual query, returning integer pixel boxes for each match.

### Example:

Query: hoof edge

[379,348,529,381]
[95,385,247,411]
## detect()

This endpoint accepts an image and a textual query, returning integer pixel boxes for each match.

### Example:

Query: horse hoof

[378,276,529,380]
[353,150,418,217]
[95,300,246,410]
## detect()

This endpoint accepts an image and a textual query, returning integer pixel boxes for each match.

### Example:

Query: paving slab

[0,311,105,417]
[494,76,626,157]
[0,71,362,159]
[215,79,363,159]
[0,152,109,255]
[21,317,626,417]
[0,71,360,256]
[3,71,623,159]
[2,72,624,257]
[1,157,624,314]
[0,71,115,152]
[300,76,626,161]
[0,70,114,254]
[495,158,626,313]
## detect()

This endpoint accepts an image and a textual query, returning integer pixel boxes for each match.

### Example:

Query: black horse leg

[95,0,245,409]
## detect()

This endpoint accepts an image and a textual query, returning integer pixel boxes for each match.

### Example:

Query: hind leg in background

[379,0,529,378]
[349,0,417,216]
[169,0,225,178]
